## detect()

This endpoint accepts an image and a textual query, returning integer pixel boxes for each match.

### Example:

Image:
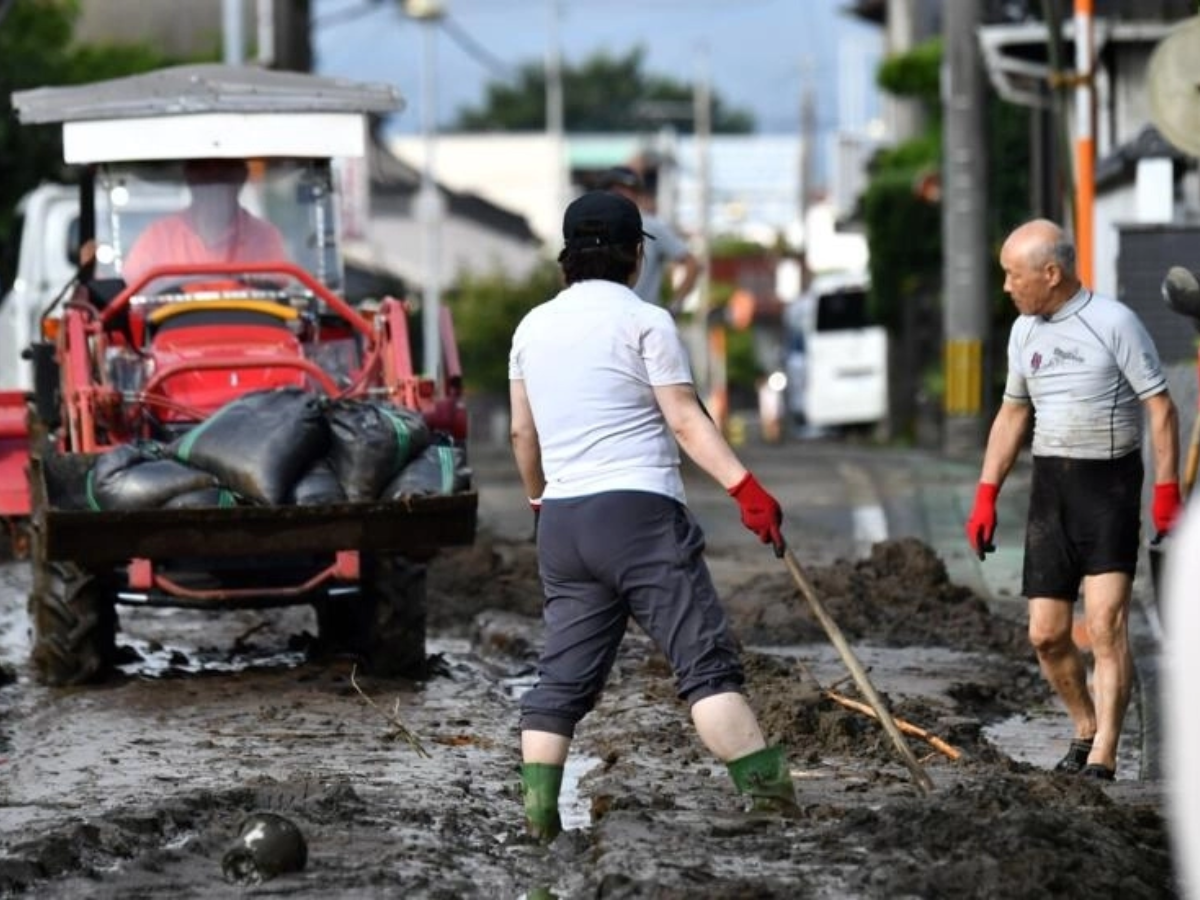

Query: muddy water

[0,528,1178,898]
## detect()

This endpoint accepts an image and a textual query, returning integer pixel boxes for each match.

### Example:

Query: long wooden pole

[780,543,935,794]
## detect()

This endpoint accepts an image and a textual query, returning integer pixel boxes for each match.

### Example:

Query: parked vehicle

[781,271,888,432]
[4,63,476,686]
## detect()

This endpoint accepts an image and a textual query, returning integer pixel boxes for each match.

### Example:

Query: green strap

[85,468,102,511]
[437,446,454,494]
[174,415,217,463]
[380,408,412,470]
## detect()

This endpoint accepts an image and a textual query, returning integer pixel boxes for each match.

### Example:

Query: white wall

[1095,182,1138,299]
[390,134,565,246]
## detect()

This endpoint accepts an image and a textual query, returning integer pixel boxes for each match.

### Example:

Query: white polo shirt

[1003,289,1167,459]
[509,279,693,502]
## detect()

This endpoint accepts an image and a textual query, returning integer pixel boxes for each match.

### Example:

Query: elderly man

[966,218,1181,780]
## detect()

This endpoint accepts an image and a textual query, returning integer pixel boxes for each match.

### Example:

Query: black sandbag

[326,400,432,502]
[171,388,329,505]
[289,458,347,506]
[163,487,239,509]
[380,442,472,500]
[87,443,219,511]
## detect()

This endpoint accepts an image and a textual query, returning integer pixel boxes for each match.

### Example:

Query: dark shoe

[1053,738,1094,774]
[1079,764,1115,781]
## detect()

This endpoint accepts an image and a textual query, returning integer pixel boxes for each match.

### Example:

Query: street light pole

[405,0,446,381]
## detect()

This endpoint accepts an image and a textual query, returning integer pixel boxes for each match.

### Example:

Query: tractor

[3,64,476,686]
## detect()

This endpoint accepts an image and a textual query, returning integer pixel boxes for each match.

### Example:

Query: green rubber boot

[727,745,800,814]
[520,763,564,842]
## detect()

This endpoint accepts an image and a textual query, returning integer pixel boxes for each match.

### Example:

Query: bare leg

[522,730,571,765]
[1029,596,1097,742]
[1080,572,1133,770]
[690,692,767,762]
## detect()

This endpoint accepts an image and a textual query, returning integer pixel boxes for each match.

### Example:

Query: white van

[782,271,888,430]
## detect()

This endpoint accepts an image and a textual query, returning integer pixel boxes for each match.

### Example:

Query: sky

[311,0,885,139]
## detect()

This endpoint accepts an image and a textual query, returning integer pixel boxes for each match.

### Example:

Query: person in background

[599,165,700,316]
[509,189,797,842]
[966,218,1181,781]
[123,158,288,287]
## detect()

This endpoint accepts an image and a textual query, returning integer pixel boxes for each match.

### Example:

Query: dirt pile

[723,537,1028,654]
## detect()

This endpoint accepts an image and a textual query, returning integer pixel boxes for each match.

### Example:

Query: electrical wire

[439,15,517,80]
[313,0,390,29]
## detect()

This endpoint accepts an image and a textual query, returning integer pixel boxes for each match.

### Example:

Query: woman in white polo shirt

[508,190,796,842]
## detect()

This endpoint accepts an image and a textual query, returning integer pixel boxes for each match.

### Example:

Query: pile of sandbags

[71,387,471,511]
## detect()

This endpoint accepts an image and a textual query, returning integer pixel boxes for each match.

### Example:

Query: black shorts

[1022,452,1142,601]
[519,490,745,738]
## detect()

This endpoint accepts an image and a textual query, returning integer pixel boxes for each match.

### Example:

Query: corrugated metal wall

[1118,224,1200,364]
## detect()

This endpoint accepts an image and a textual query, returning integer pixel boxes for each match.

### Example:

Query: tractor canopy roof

[12,64,405,165]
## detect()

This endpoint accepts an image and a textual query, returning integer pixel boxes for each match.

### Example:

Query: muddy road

[0,440,1179,898]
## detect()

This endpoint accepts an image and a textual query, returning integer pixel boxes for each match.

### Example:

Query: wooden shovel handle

[780,543,935,794]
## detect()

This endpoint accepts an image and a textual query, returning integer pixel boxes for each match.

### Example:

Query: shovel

[776,538,935,795]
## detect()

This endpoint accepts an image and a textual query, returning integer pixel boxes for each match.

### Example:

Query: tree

[451,46,753,133]
[862,36,1030,443]
[448,262,562,395]
[0,0,178,245]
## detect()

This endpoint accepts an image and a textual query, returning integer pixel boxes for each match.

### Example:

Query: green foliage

[724,326,759,388]
[447,262,562,395]
[710,237,768,258]
[877,37,942,101]
[862,166,941,332]
[0,0,178,242]
[452,46,753,133]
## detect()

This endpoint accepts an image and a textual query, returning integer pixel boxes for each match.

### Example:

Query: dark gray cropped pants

[519,490,745,738]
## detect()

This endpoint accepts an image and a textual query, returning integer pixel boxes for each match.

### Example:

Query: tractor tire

[28,559,118,687]
[315,554,427,679]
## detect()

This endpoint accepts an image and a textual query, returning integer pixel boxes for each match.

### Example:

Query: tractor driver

[122,158,289,289]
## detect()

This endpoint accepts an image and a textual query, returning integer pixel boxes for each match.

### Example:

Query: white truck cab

[0,183,80,391]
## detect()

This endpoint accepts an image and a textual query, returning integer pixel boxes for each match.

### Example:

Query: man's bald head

[999,219,1082,317]
[1003,219,1077,278]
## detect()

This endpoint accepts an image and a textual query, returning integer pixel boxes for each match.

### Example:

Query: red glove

[1153,482,1182,537]
[728,473,784,555]
[965,482,999,561]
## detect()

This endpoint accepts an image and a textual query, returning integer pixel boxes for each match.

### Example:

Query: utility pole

[1074,0,1095,285]
[885,0,926,141]
[799,56,816,227]
[222,0,245,64]
[545,0,567,216]
[405,0,446,381]
[694,47,718,426]
[271,0,312,72]
[941,0,988,455]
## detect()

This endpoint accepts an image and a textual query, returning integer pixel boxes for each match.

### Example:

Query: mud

[0,518,1178,898]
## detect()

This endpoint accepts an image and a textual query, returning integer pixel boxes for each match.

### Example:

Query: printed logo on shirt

[1030,346,1083,375]
[1053,347,1084,365]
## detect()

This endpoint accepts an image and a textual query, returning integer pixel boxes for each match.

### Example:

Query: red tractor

[6,65,476,686]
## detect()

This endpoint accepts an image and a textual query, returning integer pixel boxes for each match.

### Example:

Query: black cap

[597,165,644,192]
[562,190,654,250]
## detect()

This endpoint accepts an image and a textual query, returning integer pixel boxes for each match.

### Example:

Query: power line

[439,14,517,81]
[313,1,390,29]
